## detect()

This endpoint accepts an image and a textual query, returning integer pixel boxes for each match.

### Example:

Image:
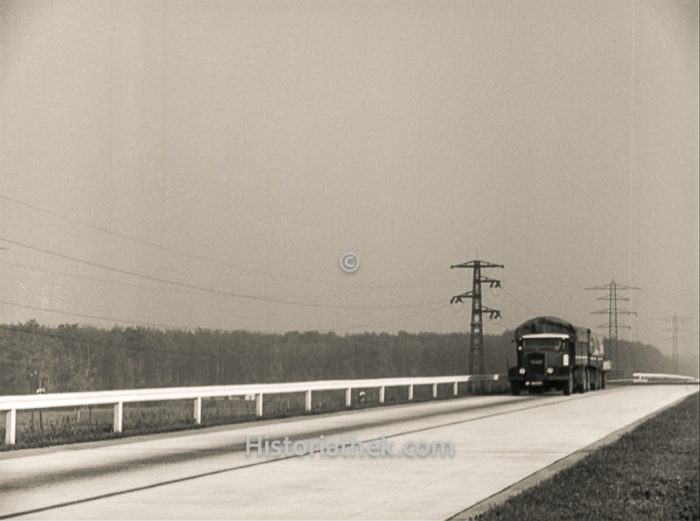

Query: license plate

[529,381,543,386]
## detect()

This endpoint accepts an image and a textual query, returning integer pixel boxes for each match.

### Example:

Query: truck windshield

[523,338,562,351]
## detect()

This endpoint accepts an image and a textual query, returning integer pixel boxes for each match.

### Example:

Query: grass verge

[474,391,700,521]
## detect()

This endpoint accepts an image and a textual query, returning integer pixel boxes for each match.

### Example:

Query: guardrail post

[432,383,438,398]
[113,402,123,433]
[5,409,16,446]
[193,397,202,425]
[408,384,414,401]
[255,393,264,417]
[453,382,459,396]
[305,390,312,412]
[379,386,385,404]
[345,388,352,407]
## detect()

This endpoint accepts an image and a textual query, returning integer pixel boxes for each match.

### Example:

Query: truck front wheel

[510,382,522,396]
[563,374,573,396]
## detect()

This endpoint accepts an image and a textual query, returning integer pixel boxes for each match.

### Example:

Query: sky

[0,0,698,365]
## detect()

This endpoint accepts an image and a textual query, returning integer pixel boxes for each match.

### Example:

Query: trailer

[507,316,610,396]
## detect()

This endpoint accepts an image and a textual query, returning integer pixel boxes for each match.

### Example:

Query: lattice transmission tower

[585,280,640,374]
[658,315,693,374]
[450,260,503,375]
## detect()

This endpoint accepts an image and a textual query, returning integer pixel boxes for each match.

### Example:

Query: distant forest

[0,320,678,395]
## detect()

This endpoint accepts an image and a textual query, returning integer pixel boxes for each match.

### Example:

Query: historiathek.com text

[245,435,455,458]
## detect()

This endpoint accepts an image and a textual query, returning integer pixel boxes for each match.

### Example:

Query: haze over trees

[0,320,679,396]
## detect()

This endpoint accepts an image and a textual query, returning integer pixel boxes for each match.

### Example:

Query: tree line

[0,320,676,395]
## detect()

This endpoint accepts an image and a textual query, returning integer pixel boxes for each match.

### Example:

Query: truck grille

[526,353,546,376]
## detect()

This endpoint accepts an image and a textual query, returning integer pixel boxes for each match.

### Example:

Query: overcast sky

[0,0,698,362]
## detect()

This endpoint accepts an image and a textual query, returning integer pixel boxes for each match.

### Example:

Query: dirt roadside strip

[447,386,700,521]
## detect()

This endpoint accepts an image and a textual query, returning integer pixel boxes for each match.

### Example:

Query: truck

[507,316,610,396]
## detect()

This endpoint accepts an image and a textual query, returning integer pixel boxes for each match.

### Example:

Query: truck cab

[509,333,573,395]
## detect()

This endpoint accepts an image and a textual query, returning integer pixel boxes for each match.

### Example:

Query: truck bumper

[508,368,570,387]
[510,376,565,386]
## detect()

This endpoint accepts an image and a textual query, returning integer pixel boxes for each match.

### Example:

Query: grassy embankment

[475,391,700,521]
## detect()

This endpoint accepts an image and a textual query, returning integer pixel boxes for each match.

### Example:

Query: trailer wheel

[563,374,573,396]
[575,369,586,393]
[510,382,521,396]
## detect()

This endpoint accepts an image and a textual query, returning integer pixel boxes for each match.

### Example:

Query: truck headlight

[546,367,554,374]
[518,368,526,375]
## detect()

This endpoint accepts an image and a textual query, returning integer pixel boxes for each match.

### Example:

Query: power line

[0,193,455,290]
[496,315,518,333]
[0,193,335,286]
[0,296,450,337]
[321,303,450,333]
[500,286,537,316]
[0,299,199,331]
[0,258,206,297]
[0,236,445,311]
[0,258,401,302]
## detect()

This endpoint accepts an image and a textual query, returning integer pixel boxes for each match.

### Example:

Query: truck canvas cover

[515,316,587,342]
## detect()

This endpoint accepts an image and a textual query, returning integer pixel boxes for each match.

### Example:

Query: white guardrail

[632,372,700,384]
[0,374,501,446]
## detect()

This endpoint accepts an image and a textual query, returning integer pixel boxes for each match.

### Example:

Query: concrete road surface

[1,385,697,520]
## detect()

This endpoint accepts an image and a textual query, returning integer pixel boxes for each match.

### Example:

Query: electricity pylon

[450,260,503,375]
[585,280,640,374]
[658,315,693,374]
